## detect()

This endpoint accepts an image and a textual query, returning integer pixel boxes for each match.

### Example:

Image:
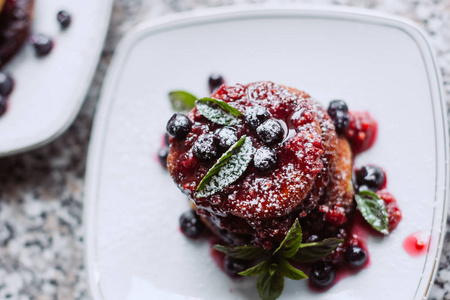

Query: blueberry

[327,100,349,134]
[31,34,53,56]
[355,165,385,191]
[166,114,192,139]
[215,127,238,152]
[208,74,224,93]
[224,255,248,276]
[244,106,270,129]
[57,10,72,28]
[0,73,13,96]
[310,261,336,288]
[256,119,284,145]
[0,96,6,116]
[179,210,205,238]
[193,134,218,161]
[344,246,367,268]
[158,147,169,168]
[254,147,277,172]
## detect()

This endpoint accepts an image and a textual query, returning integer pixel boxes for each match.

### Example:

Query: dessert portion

[167,81,354,250]
[163,79,401,299]
[0,0,35,66]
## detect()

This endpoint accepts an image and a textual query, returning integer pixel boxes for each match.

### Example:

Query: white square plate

[84,5,448,300]
[0,0,113,156]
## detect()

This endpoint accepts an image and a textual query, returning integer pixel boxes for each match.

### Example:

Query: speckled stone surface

[0,0,449,299]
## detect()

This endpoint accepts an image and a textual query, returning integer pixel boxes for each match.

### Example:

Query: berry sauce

[166,81,402,292]
[403,232,430,257]
[345,111,378,155]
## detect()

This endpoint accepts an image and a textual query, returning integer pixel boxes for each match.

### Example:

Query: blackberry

[244,106,270,129]
[224,256,248,276]
[57,11,72,28]
[344,246,367,268]
[166,114,192,139]
[256,119,284,145]
[31,34,53,56]
[327,100,349,134]
[254,147,277,172]
[355,165,385,191]
[208,74,224,93]
[310,261,336,288]
[179,210,205,238]
[193,134,218,161]
[215,127,238,152]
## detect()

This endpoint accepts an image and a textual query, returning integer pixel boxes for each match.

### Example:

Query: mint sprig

[291,238,343,263]
[213,219,342,300]
[355,190,389,235]
[196,136,254,198]
[195,97,242,125]
[169,91,197,112]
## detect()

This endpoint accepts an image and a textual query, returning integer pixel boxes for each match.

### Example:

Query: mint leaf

[169,91,197,112]
[355,190,389,235]
[195,97,242,125]
[239,261,268,277]
[278,258,308,280]
[196,136,254,198]
[257,266,284,300]
[274,219,302,258]
[291,238,343,263]
[212,244,268,260]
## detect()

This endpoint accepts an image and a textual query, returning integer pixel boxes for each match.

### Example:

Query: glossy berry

[0,72,13,96]
[355,165,385,191]
[244,106,270,129]
[179,210,205,238]
[256,119,284,145]
[344,246,367,268]
[57,10,72,28]
[327,100,349,134]
[254,147,277,172]
[158,147,169,168]
[310,261,336,288]
[31,34,54,56]
[193,134,218,161]
[208,74,224,93]
[224,255,248,276]
[215,127,238,152]
[0,95,6,116]
[166,114,192,139]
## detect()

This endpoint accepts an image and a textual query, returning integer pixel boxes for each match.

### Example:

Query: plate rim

[0,0,114,157]
[84,4,449,300]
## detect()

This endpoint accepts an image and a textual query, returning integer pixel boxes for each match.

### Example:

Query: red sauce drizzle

[403,232,430,257]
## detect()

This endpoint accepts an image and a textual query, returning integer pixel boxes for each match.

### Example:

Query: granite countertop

[0,0,449,299]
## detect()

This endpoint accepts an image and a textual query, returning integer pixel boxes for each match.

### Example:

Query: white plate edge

[83,5,450,300]
[0,0,115,157]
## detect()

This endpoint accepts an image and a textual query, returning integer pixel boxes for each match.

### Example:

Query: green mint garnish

[213,219,341,300]
[273,219,302,258]
[195,97,242,125]
[169,91,197,112]
[195,136,254,198]
[355,190,389,235]
[292,238,344,263]
[257,261,284,300]
[278,258,308,280]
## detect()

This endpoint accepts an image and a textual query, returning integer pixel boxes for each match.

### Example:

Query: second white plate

[85,5,448,300]
[0,0,113,156]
